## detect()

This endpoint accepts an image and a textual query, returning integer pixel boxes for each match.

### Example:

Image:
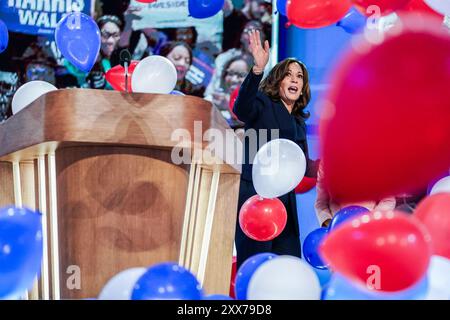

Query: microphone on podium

[120,49,132,92]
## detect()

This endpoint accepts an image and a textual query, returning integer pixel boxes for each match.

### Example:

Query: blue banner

[0,0,93,36]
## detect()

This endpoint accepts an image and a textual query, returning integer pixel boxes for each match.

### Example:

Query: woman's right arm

[232,70,264,123]
[232,29,270,123]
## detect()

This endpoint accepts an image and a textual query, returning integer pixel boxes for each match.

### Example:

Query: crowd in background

[0,0,273,128]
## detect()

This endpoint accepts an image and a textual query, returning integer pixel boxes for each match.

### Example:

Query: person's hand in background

[120,4,143,48]
[212,87,229,110]
[86,71,106,89]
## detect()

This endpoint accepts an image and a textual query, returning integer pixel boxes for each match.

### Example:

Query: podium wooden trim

[0,89,242,299]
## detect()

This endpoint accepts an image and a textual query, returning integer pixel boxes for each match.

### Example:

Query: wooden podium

[0,89,242,299]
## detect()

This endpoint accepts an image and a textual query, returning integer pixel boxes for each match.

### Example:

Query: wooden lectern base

[0,145,239,299]
[0,89,241,299]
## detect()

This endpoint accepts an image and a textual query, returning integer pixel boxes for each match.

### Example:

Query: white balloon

[425,255,450,300]
[430,176,450,195]
[131,55,177,94]
[252,139,306,199]
[247,255,321,300]
[424,0,450,16]
[98,267,147,300]
[12,80,57,114]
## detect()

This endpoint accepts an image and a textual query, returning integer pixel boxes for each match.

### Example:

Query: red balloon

[135,0,157,3]
[286,0,352,29]
[239,195,287,241]
[295,177,317,194]
[105,60,139,92]
[352,0,412,16]
[229,85,240,118]
[320,210,432,292]
[415,194,450,259]
[229,256,237,298]
[320,18,450,203]
[397,0,444,20]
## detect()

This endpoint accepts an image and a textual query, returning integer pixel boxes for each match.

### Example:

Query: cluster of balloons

[303,205,369,270]
[321,210,432,292]
[239,139,307,241]
[235,254,321,300]
[0,207,43,300]
[320,16,450,203]
[99,262,237,300]
[301,174,450,300]
[277,0,447,32]
[99,262,204,300]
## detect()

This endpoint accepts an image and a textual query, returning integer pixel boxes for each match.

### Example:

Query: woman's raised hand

[248,29,270,74]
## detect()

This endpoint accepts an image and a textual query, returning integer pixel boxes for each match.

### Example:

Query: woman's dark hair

[158,41,193,66]
[260,58,311,119]
[97,15,124,32]
[220,54,253,88]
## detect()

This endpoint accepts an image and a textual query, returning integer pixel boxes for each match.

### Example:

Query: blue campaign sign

[0,0,93,36]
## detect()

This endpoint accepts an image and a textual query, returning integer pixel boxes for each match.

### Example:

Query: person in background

[166,27,198,50]
[0,71,18,122]
[129,26,197,61]
[233,30,320,268]
[127,27,168,60]
[314,163,396,227]
[18,42,58,85]
[89,15,124,89]
[205,20,268,101]
[158,41,205,97]
[222,0,272,51]
[64,15,124,89]
[207,54,252,128]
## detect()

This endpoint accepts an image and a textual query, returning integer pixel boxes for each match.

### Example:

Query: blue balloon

[203,294,233,300]
[323,273,428,300]
[329,205,369,231]
[0,206,43,299]
[131,262,203,300]
[188,0,225,19]
[277,0,287,16]
[303,227,329,270]
[55,12,101,73]
[0,19,8,54]
[235,253,277,300]
[170,90,185,96]
[336,7,367,34]
[314,267,332,288]
[320,282,330,300]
